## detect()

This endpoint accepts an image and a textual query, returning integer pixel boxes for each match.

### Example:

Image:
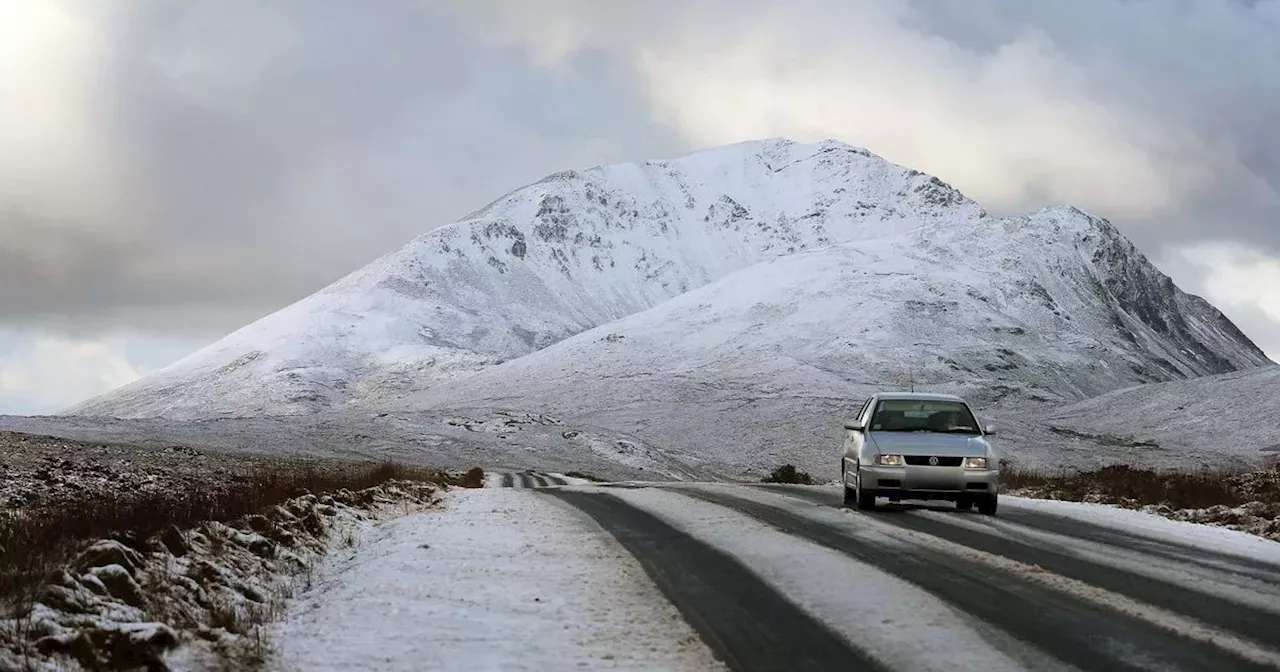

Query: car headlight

[963,456,988,469]
[875,454,904,466]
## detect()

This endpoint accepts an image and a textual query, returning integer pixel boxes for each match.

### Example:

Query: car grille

[904,455,963,467]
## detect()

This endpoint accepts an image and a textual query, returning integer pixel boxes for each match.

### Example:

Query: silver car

[841,392,1000,514]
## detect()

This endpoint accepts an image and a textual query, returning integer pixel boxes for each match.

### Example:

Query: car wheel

[855,470,876,511]
[956,497,973,511]
[844,463,855,506]
[977,494,998,515]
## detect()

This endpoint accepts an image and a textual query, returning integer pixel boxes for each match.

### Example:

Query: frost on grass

[0,478,447,671]
[1003,462,1280,541]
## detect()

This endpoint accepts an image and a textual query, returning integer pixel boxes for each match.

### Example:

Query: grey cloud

[897,0,1280,254]
[3,0,1278,357]
[0,0,680,337]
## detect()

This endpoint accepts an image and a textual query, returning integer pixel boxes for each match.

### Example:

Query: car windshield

[869,399,980,434]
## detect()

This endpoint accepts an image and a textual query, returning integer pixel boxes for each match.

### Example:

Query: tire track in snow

[545,489,886,672]
[592,487,1058,672]
[997,507,1280,585]
[767,485,1280,647]
[678,486,1276,672]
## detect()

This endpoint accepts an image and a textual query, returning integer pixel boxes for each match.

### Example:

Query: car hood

[868,432,991,457]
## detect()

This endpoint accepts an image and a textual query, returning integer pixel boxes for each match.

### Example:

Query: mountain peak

[66,139,1268,421]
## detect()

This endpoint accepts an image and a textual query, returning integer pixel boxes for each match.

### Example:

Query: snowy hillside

[1031,365,1280,466]
[69,139,985,418]
[387,208,1273,476]
[68,139,1268,432]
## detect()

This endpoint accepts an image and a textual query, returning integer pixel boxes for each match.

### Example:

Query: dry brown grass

[0,461,477,605]
[999,460,1280,510]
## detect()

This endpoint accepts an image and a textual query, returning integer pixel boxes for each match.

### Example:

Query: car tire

[956,497,973,511]
[855,471,876,511]
[977,494,998,515]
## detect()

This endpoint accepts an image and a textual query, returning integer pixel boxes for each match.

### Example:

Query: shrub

[761,464,815,485]
[999,460,1280,510]
[460,467,485,488]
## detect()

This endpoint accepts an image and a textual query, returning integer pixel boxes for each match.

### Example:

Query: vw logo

[928,456,939,466]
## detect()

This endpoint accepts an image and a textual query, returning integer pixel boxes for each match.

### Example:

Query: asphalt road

[489,474,1280,672]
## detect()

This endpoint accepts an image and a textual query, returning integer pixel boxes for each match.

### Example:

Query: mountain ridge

[67,138,1269,427]
[378,203,1270,474]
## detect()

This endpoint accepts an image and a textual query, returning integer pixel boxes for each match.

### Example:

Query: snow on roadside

[271,488,723,672]
[600,487,1061,672]
[1003,496,1280,566]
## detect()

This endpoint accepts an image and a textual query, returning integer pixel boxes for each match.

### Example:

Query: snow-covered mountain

[69,139,1269,451]
[382,206,1273,475]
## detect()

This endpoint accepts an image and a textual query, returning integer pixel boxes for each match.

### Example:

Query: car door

[843,396,875,481]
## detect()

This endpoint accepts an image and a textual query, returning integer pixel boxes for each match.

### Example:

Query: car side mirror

[843,420,864,431]
[984,425,997,436]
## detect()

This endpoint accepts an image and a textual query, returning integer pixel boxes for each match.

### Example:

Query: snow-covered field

[0,408,717,483]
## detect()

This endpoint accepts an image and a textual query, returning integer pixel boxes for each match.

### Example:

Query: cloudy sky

[2,0,1278,414]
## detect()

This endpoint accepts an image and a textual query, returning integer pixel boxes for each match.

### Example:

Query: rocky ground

[1,475,445,671]
[0,430,479,671]
[0,431,314,514]
[0,411,713,485]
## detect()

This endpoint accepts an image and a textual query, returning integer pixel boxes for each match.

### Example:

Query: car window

[869,399,979,433]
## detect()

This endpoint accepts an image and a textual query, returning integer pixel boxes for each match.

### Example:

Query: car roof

[873,392,966,402]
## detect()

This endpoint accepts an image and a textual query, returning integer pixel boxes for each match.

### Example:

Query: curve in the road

[544,489,889,672]
[677,487,1275,672]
